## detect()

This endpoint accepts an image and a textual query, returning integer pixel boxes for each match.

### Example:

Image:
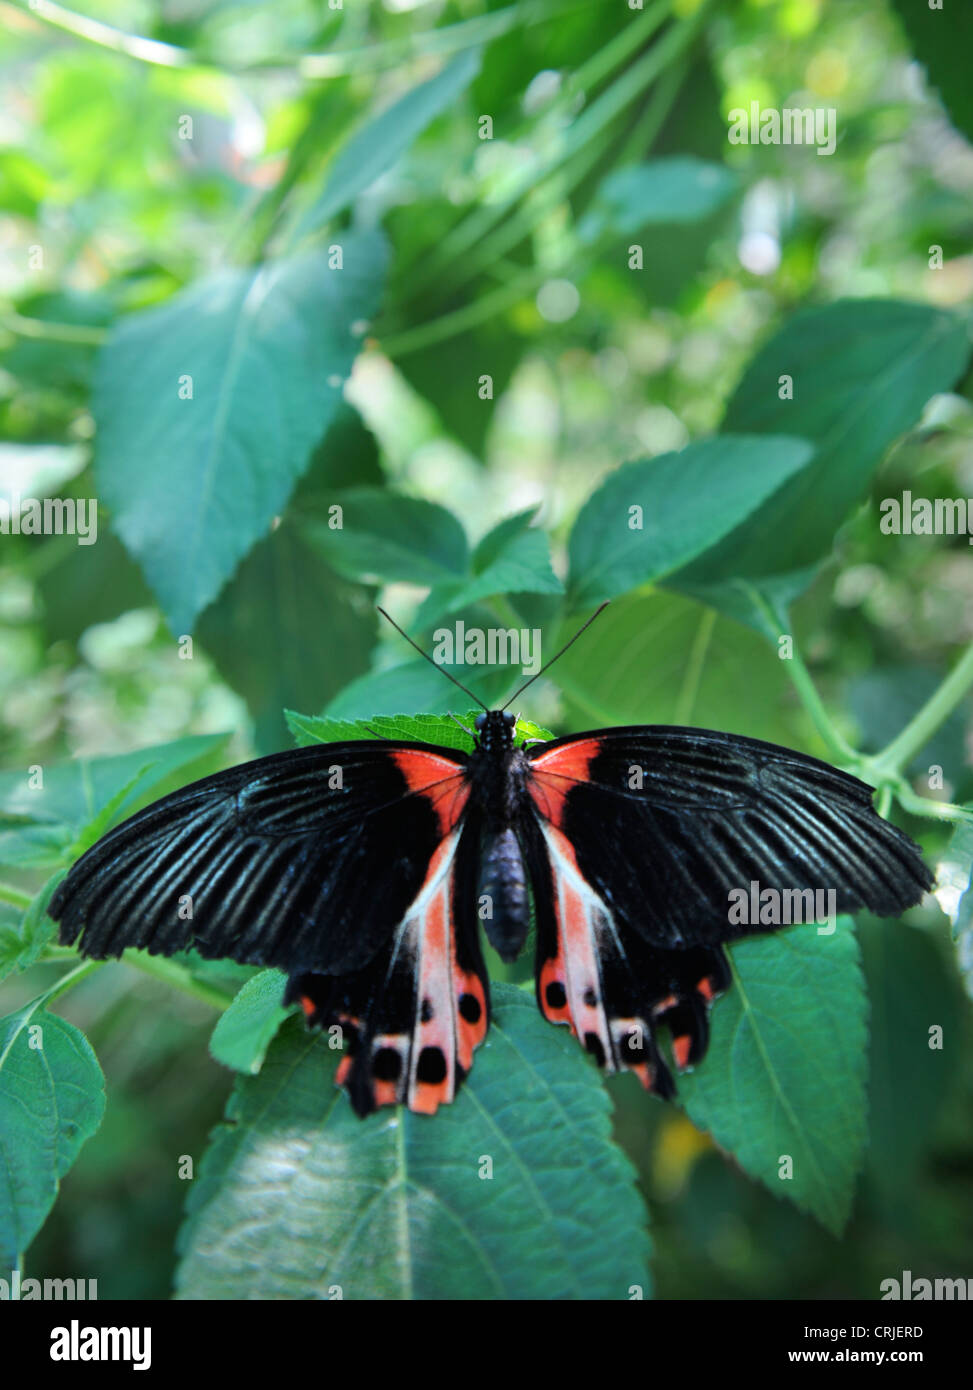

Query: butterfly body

[50,710,932,1117]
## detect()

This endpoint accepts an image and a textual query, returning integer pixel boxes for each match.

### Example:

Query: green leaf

[445,508,564,611]
[0,870,65,982]
[567,436,814,607]
[304,488,469,586]
[0,993,106,1267]
[95,232,388,633]
[681,300,972,592]
[324,658,510,720]
[285,708,552,756]
[890,0,973,143]
[580,156,739,239]
[294,49,481,237]
[0,734,230,869]
[210,970,292,1075]
[678,919,868,1236]
[176,987,651,1299]
[199,523,377,755]
[858,916,964,1204]
[552,591,820,750]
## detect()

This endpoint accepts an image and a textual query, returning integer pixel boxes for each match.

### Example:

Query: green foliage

[0,987,106,1268]
[679,919,867,1236]
[179,991,651,1300]
[567,435,813,607]
[96,234,388,633]
[2,0,972,1305]
[209,969,292,1075]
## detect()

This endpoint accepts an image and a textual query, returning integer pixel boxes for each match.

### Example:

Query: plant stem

[9,0,589,77]
[8,0,188,66]
[0,311,107,346]
[744,585,860,764]
[892,782,973,826]
[873,642,973,777]
[118,950,234,1010]
[38,957,104,1009]
[0,882,32,909]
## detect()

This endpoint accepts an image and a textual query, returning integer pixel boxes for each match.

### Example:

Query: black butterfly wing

[522,725,932,1096]
[51,741,490,1115]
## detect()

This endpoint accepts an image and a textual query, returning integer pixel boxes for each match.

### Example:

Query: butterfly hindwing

[521,811,730,1094]
[288,813,490,1116]
[524,725,931,1088]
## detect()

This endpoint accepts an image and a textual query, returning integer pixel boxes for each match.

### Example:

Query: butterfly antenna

[376,606,490,712]
[500,602,610,712]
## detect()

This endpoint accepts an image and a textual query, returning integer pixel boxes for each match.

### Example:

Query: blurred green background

[1,0,971,1298]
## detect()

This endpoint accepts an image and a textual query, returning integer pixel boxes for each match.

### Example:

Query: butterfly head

[474,709,516,751]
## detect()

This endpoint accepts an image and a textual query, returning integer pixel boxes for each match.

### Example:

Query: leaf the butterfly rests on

[49,707,932,1118]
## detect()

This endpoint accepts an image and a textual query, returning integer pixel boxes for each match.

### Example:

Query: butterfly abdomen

[476,826,530,962]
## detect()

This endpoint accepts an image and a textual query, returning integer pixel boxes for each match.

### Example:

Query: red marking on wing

[454,971,488,1071]
[300,995,315,1019]
[339,826,488,1117]
[697,976,715,1002]
[527,738,601,828]
[411,879,453,1115]
[538,822,613,1063]
[672,1035,692,1070]
[391,749,470,834]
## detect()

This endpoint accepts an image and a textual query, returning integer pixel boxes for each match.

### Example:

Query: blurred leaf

[198,520,376,754]
[323,658,510,721]
[177,989,651,1299]
[0,290,113,394]
[859,916,964,1204]
[0,870,64,982]
[0,994,106,1267]
[304,488,469,586]
[935,815,973,1002]
[294,49,481,237]
[294,402,384,499]
[890,1,973,143]
[0,734,230,868]
[37,525,154,646]
[95,232,388,633]
[679,918,868,1236]
[567,436,814,607]
[394,308,525,457]
[682,301,972,594]
[210,970,291,1075]
[580,156,739,240]
[552,591,819,749]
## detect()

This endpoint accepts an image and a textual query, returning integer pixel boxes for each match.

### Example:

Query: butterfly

[49,605,932,1117]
